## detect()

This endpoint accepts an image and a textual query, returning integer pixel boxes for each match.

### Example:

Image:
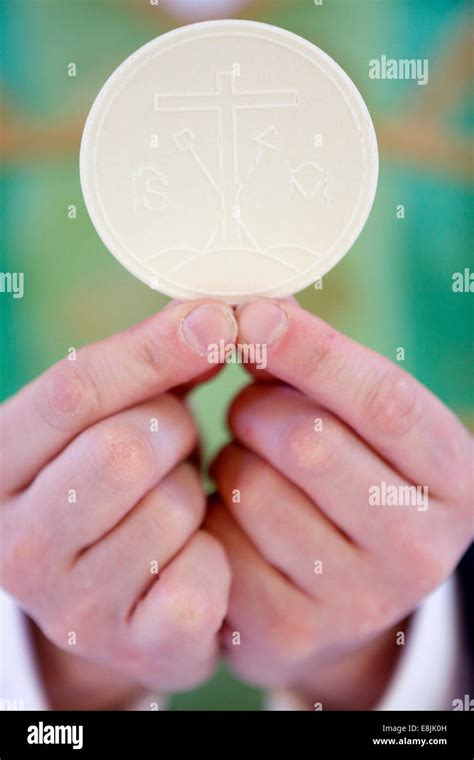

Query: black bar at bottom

[0,709,472,757]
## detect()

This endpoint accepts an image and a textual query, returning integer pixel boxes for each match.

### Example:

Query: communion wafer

[80,20,378,303]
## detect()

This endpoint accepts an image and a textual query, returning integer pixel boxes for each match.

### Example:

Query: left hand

[207,299,473,709]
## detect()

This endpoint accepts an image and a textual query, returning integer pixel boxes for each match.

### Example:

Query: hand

[0,300,236,706]
[208,299,473,709]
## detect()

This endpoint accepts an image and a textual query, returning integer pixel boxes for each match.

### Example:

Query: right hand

[0,300,235,697]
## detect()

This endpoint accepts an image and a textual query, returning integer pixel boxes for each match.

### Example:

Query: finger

[128,530,231,691]
[211,442,356,598]
[206,505,320,687]
[73,462,205,615]
[30,530,230,694]
[236,299,471,501]
[10,394,196,555]
[227,383,473,586]
[230,297,298,384]
[0,300,237,495]
[227,384,449,551]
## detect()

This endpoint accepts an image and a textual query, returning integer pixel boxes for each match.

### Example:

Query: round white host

[80,20,378,303]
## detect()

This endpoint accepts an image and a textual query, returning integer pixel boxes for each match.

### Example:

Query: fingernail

[237,300,288,346]
[180,304,238,355]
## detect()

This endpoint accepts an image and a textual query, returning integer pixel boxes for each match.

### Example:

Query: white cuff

[0,590,48,710]
[375,576,463,710]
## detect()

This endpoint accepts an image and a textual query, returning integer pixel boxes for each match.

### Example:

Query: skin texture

[0,299,236,706]
[0,298,472,709]
[207,299,474,708]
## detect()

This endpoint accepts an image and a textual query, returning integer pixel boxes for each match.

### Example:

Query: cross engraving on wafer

[155,69,298,247]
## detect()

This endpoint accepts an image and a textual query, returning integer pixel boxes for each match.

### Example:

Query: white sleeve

[266,576,465,711]
[0,590,48,710]
[375,575,464,710]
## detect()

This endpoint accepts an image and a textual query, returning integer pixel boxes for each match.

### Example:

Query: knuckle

[303,328,342,384]
[134,328,161,371]
[92,422,155,489]
[132,327,175,380]
[282,419,338,473]
[165,536,230,641]
[38,361,100,432]
[166,585,221,641]
[363,371,422,436]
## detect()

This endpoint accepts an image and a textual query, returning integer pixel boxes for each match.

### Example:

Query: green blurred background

[0,0,472,709]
